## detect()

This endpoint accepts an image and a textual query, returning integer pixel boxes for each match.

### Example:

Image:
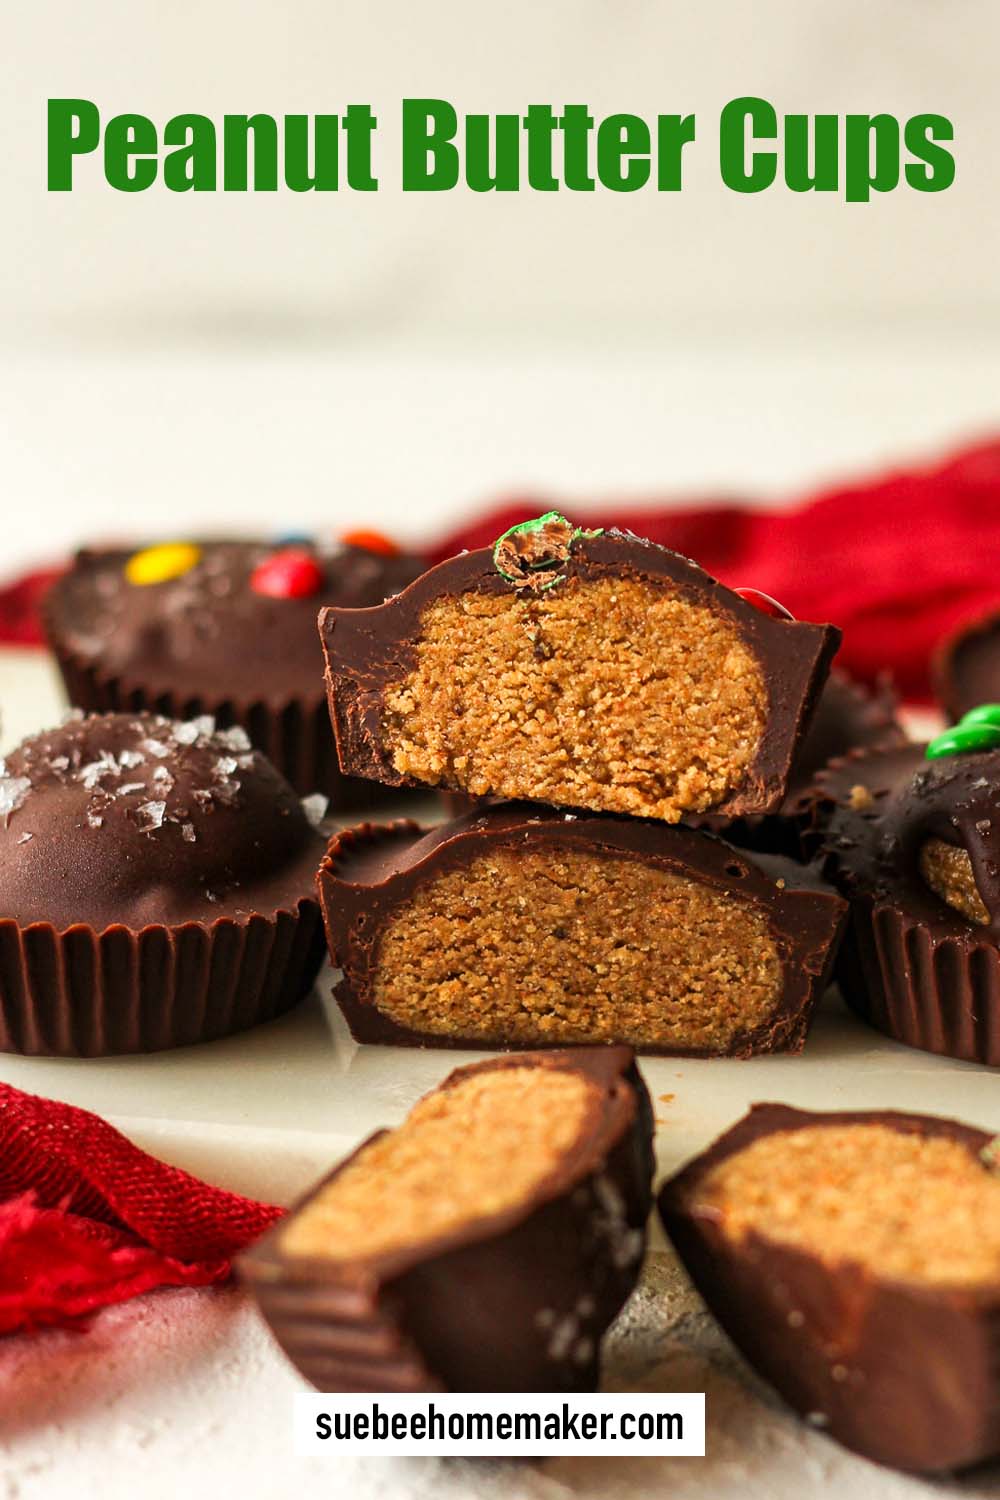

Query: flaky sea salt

[16,831,33,845]
[214,756,239,778]
[78,753,121,789]
[87,811,104,829]
[118,782,147,796]
[0,775,31,824]
[118,749,144,769]
[300,793,329,829]
[181,823,196,843]
[152,765,174,786]
[141,738,171,758]
[174,715,215,745]
[135,800,167,832]
[215,725,251,752]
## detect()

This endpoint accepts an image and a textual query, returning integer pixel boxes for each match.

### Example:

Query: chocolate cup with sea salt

[0,711,327,1055]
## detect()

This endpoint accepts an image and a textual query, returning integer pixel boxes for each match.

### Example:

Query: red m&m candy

[250,549,324,600]
[734,586,794,621]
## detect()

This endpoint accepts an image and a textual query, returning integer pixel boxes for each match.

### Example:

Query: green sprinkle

[926,723,1000,760]
[959,703,1000,729]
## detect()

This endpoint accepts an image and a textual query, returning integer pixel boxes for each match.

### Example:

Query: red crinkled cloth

[0,1082,282,1336]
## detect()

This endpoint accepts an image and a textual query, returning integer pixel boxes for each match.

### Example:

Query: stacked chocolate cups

[315,512,850,1058]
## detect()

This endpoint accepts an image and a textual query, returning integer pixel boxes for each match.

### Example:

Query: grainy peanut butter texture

[370,847,783,1048]
[688,1124,1000,1287]
[281,1067,597,1261]
[383,575,768,821]
[920,837,990,925]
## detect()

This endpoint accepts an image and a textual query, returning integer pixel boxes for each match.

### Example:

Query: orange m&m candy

[340,529,401,558]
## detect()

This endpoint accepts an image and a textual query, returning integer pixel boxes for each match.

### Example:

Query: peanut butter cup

[0,710,326,1054]
[43,536,424,806]
[241,1047,653,1392]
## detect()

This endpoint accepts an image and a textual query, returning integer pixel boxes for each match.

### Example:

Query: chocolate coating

[317,802,846,1056]
[659,1103,1000,1474]
[241,1046,654,1393]
[0,712,325,931]
[817,743,1000,1065]
[43,540,425,801]
[319,530,840,819]
[934,607,1000,721]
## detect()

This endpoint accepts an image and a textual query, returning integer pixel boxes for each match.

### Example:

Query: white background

[2,1,1000,572]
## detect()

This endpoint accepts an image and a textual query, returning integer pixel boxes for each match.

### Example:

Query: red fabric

[429,437,1000,702]
[0,567,65,646]
[0,1082,283,1336]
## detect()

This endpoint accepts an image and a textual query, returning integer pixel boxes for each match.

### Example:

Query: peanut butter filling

[382,577,768,822]
[282,1067,597,1262]
[920,837,990,925]
[689,1123,1000,1287]
[371,847,784,1049]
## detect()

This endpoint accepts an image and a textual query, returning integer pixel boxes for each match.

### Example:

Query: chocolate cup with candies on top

[0,710,328,1056]
[41,535,426,806]
[319,518,841,825]
[817,715,1000,1067]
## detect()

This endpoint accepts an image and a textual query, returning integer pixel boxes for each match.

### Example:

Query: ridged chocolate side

[49,641,385,810]
[839,896,1000,1067]
[242,1047,655,1393]
[659,1103,1000,1474]
[319,531,841,820]
[316,806,847,1057]
[0,901,325,1056]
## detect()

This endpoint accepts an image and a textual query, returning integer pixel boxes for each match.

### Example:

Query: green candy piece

[926,723,1000,760]
[492,512,603,589]
[959,703,1000,729]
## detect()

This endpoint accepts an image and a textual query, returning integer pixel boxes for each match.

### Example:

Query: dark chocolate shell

[659,1103,1000,1474]
[241,1047,654,1393]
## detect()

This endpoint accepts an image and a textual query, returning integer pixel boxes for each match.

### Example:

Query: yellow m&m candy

[125,542,202,586]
